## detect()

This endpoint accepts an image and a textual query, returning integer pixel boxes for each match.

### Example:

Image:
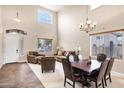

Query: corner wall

[0,6,3,68]
[58,6,90,58]
[58,5,124,74]
[91,5,124,74]
[2,5,58,62]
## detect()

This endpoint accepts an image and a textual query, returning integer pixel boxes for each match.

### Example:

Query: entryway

[5,29,26,64]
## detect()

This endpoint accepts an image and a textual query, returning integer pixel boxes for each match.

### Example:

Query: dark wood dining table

[71,59,102,76]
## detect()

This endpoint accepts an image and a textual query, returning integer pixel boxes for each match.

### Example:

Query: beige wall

[91,5,124,74]
[92,5,124,33]
[0,6,2,67]
[2,5,58,62]
[58,6,90,58]
[58,5,124,74]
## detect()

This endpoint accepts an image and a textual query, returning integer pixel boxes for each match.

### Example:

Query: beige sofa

[27,51,45,64]
[54,50,76,62]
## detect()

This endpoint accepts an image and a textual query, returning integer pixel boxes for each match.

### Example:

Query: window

[37,9,53,24]
[38,38,52,52]
[90,32,123,59]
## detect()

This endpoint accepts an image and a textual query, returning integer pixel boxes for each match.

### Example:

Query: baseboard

[17,60,27,63]
[112,71,124,78]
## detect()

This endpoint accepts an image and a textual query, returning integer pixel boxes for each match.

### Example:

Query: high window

[37,9,53,24]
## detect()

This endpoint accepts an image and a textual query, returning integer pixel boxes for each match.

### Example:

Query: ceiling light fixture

[79,5,97,33]
[14,6,21,22]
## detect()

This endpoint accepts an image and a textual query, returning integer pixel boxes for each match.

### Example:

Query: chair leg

[42,69,43,73]
[53,69,55,72]
[104,76,107,86]
[102,79,105,88]
[41,66,43,73]
[73,81,75,88]
[95,82,98,88]
[82,80,84,87]
[81,76,85,87]
[64,77,66,87]
[109,73,112,82]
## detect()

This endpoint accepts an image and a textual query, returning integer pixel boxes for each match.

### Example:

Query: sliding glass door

[90,31,123,59]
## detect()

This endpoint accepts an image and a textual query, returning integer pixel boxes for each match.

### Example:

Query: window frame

[90,29,124,61]
[37,9,53,25]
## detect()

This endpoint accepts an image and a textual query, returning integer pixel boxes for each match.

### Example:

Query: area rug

[28,62,124,88]
[28,62,82,88]
[0,62,44,88]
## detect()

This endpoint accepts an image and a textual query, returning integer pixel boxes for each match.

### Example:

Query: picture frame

[38,38,52,52]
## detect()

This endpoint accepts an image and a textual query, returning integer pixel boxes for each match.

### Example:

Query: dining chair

[104,58,114,86]
[61,58,83,88]
[97,53,107,62]
[85,60,109,88]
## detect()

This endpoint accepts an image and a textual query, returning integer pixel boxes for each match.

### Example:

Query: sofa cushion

[29,51,34,55]
[58,50,62,56]
[56,56,66,59]
[62,51,66,56]
[70,51,76,55]
[33,52,39,56]
[29,51,38,56]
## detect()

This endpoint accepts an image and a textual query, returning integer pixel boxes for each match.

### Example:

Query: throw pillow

[58,50,62,56]
[62,51,66,56]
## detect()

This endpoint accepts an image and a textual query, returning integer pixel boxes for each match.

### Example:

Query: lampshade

[14,6,21,22]
[14,17,21,22]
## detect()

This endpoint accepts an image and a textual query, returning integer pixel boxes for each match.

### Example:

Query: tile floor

[28,62,124,88]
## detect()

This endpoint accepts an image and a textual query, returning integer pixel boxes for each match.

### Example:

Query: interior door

[5,34,20,63]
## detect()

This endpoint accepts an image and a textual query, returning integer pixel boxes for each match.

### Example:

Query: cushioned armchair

[39,57,56,73]
[27,51,45,64]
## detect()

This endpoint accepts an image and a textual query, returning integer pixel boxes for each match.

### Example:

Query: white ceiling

[91,5,103,10]
[41,5,103,12]
[40,5,65,12]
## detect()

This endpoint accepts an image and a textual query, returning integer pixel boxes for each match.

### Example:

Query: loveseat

[27,51,45,64]
[54,50,77,62]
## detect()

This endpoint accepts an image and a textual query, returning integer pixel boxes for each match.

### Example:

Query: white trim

[0,63,3,69]
[112,71,124,78]
[18,60,27,63]
[90,5,103,10]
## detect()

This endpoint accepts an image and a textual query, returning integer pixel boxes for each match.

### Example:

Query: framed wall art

[38,38,52,52]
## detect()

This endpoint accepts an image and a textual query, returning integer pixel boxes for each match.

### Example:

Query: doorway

[5,33,24,63]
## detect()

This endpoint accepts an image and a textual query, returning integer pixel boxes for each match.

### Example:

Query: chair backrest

[105,58,114,76]
[97,60,109,81]
[29,51,38,56]
[62,58,73,80]
[97,53,107,62]
[40,57,56,70]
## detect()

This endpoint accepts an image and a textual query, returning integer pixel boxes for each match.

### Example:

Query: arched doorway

[5,29,26,63]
